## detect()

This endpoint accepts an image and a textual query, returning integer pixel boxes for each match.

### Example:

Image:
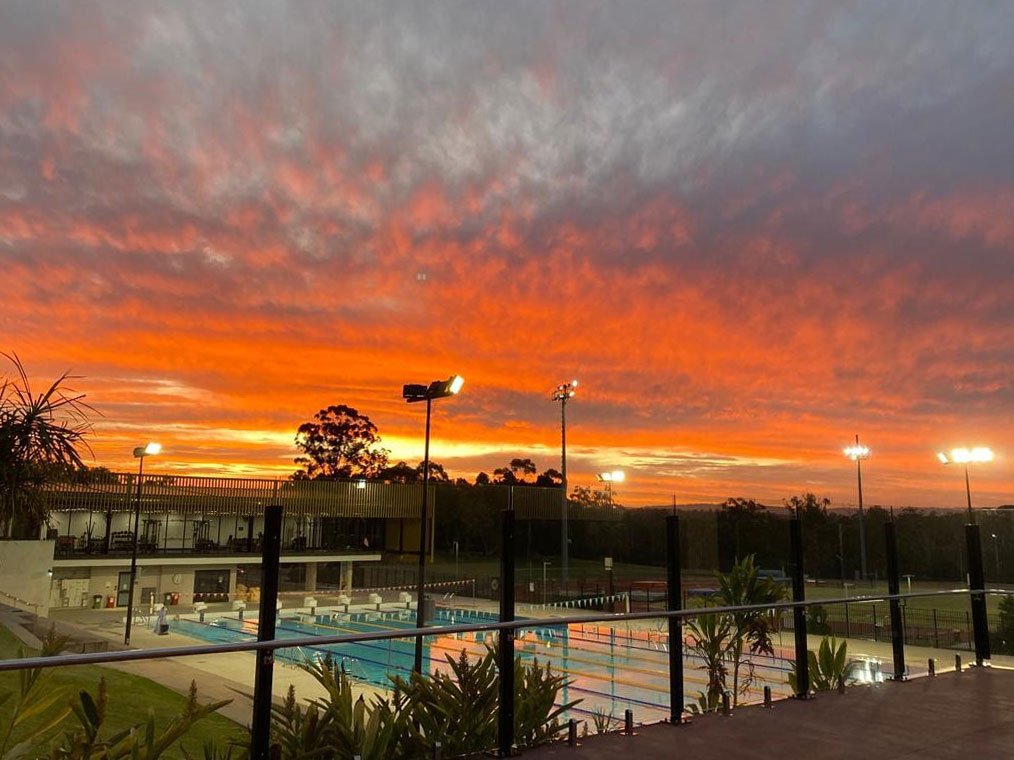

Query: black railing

[5,508,1009,759]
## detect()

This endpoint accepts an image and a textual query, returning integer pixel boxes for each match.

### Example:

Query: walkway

[530,668,1014,760]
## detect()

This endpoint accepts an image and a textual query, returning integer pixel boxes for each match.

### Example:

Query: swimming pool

[173,607,795,722]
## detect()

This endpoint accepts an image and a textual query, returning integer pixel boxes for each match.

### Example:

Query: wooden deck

[530,668,1014,759]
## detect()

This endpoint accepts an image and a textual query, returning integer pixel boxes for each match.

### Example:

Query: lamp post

[843,436,870,582]
[403,374,463,673]
[552,381,577,588]
[595,470,625,508]
[542,561,551,605]
[937,447,994,523]
[124,442,160,646]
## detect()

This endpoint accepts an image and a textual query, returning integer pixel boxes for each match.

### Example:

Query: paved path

[530,668,1014,760]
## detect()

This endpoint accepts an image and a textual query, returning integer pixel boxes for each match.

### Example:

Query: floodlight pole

[854,434,868,582]
[964,464,973,523]
[124,454,145,646]
[413,396,432,674]
[559,392,569,589]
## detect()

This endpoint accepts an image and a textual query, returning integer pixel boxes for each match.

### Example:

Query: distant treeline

[432,487,1014,584]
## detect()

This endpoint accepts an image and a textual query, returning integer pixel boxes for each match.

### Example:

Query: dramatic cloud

[1,1,1012,506]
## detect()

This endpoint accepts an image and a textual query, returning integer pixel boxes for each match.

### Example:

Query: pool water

[173,607,794,723]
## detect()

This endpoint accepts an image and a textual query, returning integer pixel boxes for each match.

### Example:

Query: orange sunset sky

[1,3,1012,508]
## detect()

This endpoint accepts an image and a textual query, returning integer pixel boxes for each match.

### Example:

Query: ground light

[938,447,994,522]
[403,374,463,673]
[124,442,160,645]
[552,380,577,586]
[843,436,870,581]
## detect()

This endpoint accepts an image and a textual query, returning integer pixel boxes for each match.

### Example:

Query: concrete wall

[0,540,55,615]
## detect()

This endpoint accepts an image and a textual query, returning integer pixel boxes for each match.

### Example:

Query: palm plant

[788,635,856,694]
[716,555,786,706]
[0,353,93,536]
[684,612,732,713]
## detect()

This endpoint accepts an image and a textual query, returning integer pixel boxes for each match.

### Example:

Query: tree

[293,405,389,479]
[474,472,490,486]
[492,467,518,485]
[509,457,537,481]
[568,486,611,509]
[377,461,418,483]
[534,469,562,487]
[0,353,93,537]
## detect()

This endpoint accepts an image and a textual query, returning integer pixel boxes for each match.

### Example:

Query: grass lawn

[0,625,244,758]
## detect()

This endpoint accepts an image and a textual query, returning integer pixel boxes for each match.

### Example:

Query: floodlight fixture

[938,447,994,465]
[133,442,162,458]
[843,444,870,461]
[403,375,464,403]
[552,380,578,401]
[596,470,625,483]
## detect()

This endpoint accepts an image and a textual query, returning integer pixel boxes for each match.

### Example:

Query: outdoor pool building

[7,472,569,614]
[26,473,431,612]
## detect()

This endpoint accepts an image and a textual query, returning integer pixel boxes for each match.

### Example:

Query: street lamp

[552,380,577,588]
[124,442,160,646]
[595,470,625,508]
[938,447,994,522]
[843,436,870,582]
[403,374,463,673]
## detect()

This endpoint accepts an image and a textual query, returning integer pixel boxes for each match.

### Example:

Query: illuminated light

[403,374,464,402]
[552,380,578,402]
[356,479,367,489]
[938,447,994,465]
[133,442,162,458]
[610,470,625,483]
[843,445,870,461]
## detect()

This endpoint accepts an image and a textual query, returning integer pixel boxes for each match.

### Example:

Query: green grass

[0,625,244,758]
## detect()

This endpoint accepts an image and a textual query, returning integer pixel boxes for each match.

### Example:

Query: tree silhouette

[535,468,563,487]
[492,467,518,485]
[293,405,389,479]
[509,457,537,480]
[1,353,93,536]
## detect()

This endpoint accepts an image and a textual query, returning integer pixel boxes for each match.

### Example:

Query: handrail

[0,587,1010,673]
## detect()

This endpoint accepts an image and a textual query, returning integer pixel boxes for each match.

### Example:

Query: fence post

[872,603,878,641]
[884,520,906,680]
[789,516,810,698]
[965,524,991,666]
[498,507,516,757]
[251,504,282,760]
[933,608,939,649]
[666,514,684,725]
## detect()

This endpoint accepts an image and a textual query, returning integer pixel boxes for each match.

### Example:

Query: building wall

[0,540,55,615]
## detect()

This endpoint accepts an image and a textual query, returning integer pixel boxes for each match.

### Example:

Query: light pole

[403,374,463,673]
[596,470,625,508]
[991,533,1000,576]
[124,442,160,646]
[453,540,459,580]
[552,380,577,589]
[937,447,994,523]
[843,436,870,582]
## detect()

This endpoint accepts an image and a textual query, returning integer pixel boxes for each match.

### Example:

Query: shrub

[788,635,856,694]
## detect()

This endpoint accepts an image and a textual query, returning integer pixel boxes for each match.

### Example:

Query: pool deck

[530,667,1014,760]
